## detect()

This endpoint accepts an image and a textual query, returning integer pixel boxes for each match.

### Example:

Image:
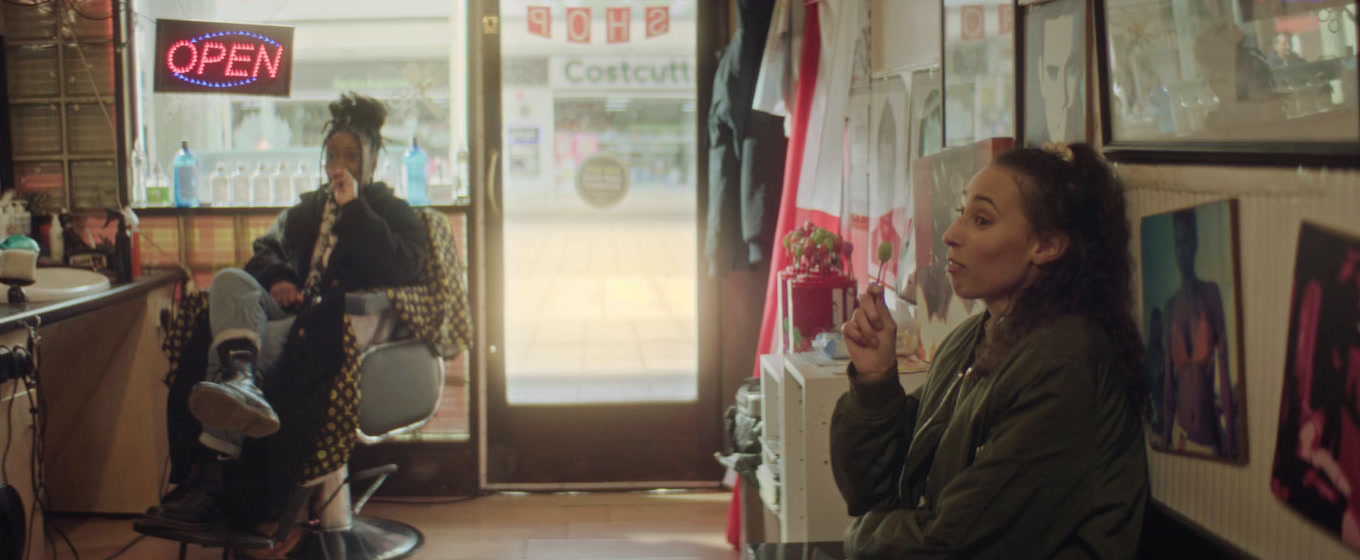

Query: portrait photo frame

[941,0,1016,148]
[869,73,911,292]
[1015,0,1092,148]
[1140,199,1248,465]
[1271,221,1360,551]
[1094,0,1360,166]
[897,65,944,301]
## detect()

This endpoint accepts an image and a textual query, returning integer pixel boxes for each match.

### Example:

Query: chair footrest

[349,464,398,484]
[133,520,276,550]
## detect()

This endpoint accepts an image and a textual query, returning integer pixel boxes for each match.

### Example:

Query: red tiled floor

[417,354,470,435]
[421,382,469,434]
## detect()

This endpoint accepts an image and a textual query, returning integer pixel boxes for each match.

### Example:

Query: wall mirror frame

[1095,0,1360,166]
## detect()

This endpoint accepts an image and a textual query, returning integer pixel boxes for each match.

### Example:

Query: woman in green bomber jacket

[833,143,1149,559]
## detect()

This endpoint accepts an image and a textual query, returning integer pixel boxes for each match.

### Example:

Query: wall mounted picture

[1271,222,1360,550]
[869,74,910,290]
[847,84,873,286]
[1017,0,1089,147]
[1095,0,1360,166]
[944,81,977,148]
[943,0,1015,147]
[1140,199,1246,463]
[897,66,944,300]
[909,66,945,162]
[908,137,1012,361]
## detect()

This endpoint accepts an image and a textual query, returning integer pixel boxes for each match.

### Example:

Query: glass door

[476,0,722,486]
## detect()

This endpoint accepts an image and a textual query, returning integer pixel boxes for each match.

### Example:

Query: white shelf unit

[758,353,928,543]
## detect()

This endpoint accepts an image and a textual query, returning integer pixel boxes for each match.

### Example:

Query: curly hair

[976,143,1146,407]
[322,91,388,153]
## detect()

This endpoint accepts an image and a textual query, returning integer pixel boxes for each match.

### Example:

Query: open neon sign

[154,19,294,96]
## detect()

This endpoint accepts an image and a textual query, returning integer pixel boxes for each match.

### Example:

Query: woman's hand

[330,168,358,206]
[842,283,897,382]
[270,281,303,311]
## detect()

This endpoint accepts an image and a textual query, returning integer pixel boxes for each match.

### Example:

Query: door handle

[487,149,502,217]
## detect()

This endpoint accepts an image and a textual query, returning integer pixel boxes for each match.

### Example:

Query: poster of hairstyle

[1271,222,1360,550]
[1020,0,1088,147]
[908,137,1011,361]
[1140,199,1246,463]
[869,74,909,289]
[897,67,944,299]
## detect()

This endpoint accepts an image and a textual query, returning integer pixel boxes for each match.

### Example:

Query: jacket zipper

[897,366,972,506]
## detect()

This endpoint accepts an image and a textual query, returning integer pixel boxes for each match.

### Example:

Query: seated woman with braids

[140,92,427,531]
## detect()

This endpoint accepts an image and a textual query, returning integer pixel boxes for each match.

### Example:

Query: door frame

[347,5,482,497]
[472,0,727,490]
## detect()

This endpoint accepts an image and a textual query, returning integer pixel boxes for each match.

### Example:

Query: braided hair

[977,143,1146,407]
[321,92,388,182]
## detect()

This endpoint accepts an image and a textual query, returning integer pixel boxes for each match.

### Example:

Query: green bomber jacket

[830,313,1148,559]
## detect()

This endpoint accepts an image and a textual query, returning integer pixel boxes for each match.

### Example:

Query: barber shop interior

[0,0,1357,558]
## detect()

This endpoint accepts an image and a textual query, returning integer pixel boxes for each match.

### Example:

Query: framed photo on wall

[1016,0,1090,147]
[942,0,1015,147]
[1095,0,1360,165]
[1271,221,1360,551]
[909,137,1013,361]
[897,66,944,301]
[1140,199,1247,464]
[868,74,909,289]
[908,66,945,162]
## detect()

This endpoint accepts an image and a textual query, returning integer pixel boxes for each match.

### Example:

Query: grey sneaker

[189,349,280,438]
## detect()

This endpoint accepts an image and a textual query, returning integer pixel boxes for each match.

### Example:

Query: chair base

[302,516,425,560]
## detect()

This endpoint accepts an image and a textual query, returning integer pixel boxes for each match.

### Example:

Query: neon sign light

[154,19,294,96]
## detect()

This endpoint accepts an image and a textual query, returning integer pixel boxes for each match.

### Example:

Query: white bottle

[208,163,230,208]
[131,141,148,207]
[293,163,313,200]
[382,161,400,197]
[454,144,470,201]
[148,164,172,207]
[230,164,251,206]
[272,162,292,206]
[48,211,63,264]
[251,163,272,205]
[8,201,29,237]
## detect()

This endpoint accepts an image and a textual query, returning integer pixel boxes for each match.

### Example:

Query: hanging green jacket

[830,313,1148,559]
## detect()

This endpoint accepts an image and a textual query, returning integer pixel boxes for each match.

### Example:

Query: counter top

[0,269,185,334]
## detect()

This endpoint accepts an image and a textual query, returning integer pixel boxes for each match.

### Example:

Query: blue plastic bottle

[172,141,199,208]
[403,137,429,206]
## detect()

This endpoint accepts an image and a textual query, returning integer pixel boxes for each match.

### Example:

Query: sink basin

[22,267,112,302]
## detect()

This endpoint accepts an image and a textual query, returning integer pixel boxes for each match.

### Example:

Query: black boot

[141,460,225,531]
[189,338,280,438]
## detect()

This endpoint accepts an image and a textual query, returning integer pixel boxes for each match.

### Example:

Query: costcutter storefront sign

[549,57,693,90]
[153,18,295,96]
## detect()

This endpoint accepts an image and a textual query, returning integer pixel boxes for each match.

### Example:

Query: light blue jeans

[201,268,296,457]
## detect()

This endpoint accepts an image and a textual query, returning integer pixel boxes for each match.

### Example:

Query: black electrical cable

[99,534,145,560]
[63,0,116,21]
[22,372,44,560]
[23,341,80,560]
[2,370,16,489]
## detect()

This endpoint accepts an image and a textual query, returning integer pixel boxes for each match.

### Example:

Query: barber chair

[303,290,446,560]
[134,291,444,560]
[136,208,467,560]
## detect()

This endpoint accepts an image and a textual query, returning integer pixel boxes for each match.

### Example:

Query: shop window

[130,0,468,209]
